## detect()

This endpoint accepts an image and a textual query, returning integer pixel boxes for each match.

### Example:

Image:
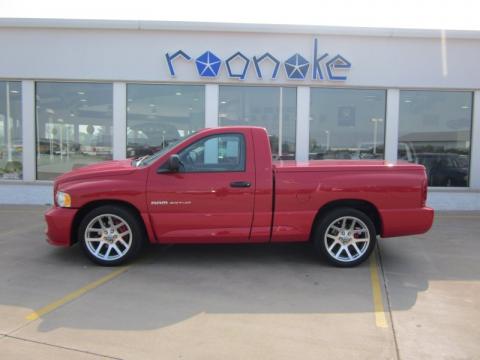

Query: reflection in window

[0,82,22,180]
[219,86,296,160]
[179,134,245,172]
[36,82,113,180]
[398,90,472,187]
[309,88,386,160]
[126,84,204,158]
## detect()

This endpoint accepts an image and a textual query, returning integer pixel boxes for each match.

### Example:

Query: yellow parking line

[369,252,388,328]
[26,266,130,321]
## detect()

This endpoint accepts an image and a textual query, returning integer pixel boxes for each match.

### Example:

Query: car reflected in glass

[416,153,469,187]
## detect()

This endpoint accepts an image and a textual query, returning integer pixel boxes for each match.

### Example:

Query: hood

[55,159,137,186]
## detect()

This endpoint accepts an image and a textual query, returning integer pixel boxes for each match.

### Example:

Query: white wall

[0,183,52,205]
[0,27,479,88]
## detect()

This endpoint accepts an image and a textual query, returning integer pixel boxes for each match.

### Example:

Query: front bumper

[45,207,78,246]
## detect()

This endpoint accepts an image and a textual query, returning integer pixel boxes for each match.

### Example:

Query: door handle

[230,181,251,188]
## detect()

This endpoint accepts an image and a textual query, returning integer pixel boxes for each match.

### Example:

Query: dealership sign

[165,39,351,81]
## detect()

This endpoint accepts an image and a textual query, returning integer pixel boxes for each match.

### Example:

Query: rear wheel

[78,205,144,266]
[313,207,376,267]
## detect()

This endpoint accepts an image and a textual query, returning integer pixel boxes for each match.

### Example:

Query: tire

[78,205,145,266]
[313,207,377,267]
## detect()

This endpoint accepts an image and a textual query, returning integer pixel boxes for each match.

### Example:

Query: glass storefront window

[398,90,472,187]
[309,88,386,160]
[126,84,204,158]
[218,86,296,160]
[0,82,22,180]
[36,82,113,180]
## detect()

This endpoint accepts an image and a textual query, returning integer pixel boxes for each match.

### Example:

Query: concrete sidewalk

[0,206,479,359]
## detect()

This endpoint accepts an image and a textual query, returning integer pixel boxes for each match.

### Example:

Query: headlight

[56,191,71,208]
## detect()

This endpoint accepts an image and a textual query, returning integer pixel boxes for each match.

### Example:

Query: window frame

[34,81,114,180]
[218,84,297,160]
[125,83,206,159]
[308,87,388,161]
[398,89,474,188]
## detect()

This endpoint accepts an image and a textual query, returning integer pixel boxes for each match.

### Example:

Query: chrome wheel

[324,216,370,263]
[84,214,132,261]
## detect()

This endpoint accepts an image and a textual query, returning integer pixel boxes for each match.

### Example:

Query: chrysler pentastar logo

[195,51,222,77]
[284,53,310,80]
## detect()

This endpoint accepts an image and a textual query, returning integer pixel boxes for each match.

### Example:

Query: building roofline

[0,17,480,39]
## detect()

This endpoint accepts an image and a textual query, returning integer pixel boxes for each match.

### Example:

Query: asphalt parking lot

[0,206,479,359]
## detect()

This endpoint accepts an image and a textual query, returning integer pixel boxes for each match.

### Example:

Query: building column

[470,90,480,189]
[112,82,127,160]
[296,86,310,161]
[205,84,219,128]
[21,80,35,181]
[385,88,400,163]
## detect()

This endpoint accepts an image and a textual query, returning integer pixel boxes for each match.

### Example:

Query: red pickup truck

[45,126,434,267]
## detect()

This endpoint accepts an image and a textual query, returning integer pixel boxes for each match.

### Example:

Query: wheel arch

[71,199,151,245]
[310,199,382,240]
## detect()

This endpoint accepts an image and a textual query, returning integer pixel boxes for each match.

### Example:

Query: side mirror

[157,154,183,174]
[168,154,183,172]
[158,154,183,173]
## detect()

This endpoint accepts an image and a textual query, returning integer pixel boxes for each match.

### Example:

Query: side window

[178,134,246,172]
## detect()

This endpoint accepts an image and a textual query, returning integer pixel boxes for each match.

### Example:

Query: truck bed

[271,159,431,241]
[273,160,421,172]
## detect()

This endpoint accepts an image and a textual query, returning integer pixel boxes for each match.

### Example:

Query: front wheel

[78,205,144,266]
[313,207,377,267]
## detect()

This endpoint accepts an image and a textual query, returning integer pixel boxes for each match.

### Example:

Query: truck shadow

[38,242,387,331]
[1,209,479,332]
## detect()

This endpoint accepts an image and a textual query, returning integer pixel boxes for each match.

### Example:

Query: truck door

[146,130,255,243]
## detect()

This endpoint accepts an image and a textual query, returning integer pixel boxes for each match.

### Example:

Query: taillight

[421,174,428,207]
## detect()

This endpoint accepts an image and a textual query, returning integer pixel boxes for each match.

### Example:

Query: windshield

[135,132,198,167]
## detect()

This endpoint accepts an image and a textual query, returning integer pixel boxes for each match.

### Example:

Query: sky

[0,0,479,31]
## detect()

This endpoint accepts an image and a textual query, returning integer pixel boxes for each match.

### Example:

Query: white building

[0,18,479,209]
